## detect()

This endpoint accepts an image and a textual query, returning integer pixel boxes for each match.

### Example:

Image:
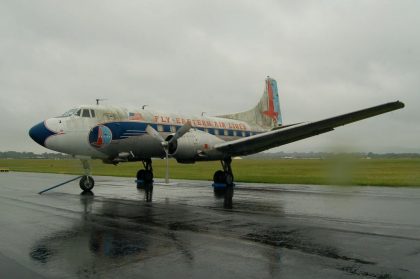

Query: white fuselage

[30,105,266,162]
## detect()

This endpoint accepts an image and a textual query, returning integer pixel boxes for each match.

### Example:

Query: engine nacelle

[168,130,225,163]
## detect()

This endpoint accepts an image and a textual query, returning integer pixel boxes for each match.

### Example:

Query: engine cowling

[168,130,225,163]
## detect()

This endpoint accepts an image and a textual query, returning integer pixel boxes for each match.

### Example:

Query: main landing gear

[213,158,235,208]
[136,159,154,202]
[80,159,94,192]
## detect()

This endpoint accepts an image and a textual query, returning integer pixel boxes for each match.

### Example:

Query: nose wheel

[79,175,94,191]
[80,159,94,192]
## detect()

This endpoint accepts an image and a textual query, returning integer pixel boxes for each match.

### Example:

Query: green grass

[1,158,419,187]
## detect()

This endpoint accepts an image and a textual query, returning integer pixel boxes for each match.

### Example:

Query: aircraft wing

[214,101,404,156]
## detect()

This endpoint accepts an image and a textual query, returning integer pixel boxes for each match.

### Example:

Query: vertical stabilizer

[261,77,282,127]
[218,77,283,130]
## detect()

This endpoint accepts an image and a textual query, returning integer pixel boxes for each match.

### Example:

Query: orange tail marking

[263,80,278,122]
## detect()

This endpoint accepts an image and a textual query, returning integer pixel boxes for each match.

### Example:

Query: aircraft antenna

[142,105,148,110]
[96,98,107,105]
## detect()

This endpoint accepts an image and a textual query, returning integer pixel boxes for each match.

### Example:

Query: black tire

[137,169,145,181]
[144,170,154,183]
[213,170,225,183]
[79,176,94,191]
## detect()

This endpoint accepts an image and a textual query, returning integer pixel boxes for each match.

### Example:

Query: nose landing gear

[80,159,94,192]
[38,159,95,195]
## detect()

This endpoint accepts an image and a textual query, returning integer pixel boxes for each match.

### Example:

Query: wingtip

[395,100,405,109]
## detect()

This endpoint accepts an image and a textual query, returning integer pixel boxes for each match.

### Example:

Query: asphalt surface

[1,172,420,278]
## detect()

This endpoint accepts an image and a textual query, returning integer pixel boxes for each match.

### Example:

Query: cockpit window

[82,109,90,118]
[60,109,77,117]
[58,108,93,118]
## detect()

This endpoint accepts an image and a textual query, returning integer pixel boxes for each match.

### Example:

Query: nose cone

[29,122,56,147]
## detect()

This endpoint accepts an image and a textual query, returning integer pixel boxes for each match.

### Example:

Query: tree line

[1,151,419,160]
[0,151,71,159]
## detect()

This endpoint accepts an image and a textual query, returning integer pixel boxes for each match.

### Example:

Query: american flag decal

[129,112,144,121]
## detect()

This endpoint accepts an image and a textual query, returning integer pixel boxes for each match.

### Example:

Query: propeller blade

[169,122,192,144]
[147,123,190,185]
[146,125,165,143]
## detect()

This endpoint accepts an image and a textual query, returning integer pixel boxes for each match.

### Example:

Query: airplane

[29,77,404,207]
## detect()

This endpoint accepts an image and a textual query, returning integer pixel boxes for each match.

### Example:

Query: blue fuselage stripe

[102,121,261,140]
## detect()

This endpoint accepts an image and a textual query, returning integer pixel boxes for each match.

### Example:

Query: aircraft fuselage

[29,105,265,163]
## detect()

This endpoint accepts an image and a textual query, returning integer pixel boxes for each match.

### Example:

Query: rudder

[260,76,282,127]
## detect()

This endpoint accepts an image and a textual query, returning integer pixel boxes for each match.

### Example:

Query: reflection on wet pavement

[0,172,419,278]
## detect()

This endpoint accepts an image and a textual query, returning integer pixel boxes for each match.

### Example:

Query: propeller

[146,122,192,184]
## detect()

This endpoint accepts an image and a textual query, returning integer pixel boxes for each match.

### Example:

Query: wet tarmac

[1,172,420,278]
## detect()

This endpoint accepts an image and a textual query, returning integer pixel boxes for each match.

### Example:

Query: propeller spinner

[146,122,192,184]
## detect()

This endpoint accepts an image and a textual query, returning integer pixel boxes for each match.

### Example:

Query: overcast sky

[1,0,419,153]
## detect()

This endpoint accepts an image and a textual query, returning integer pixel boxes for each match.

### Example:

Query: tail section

[261,77,282,127]
[218,76,282,130]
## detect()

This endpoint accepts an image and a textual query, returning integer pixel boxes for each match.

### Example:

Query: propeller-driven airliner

[29,77,404,207]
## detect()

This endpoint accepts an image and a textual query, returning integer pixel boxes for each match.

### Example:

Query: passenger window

[224,130,229,136]
[214,129,219,136]
[90,110,95,117]
[242,131,246,137]
[170,126,176,133]
[157,125,164,132]
[82,109,90,118]
[233,131,237,137]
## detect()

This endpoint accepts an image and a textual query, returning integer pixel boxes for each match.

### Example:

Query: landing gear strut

[80,159,94,192]
[136,159,154,202]
[213,158,234,208]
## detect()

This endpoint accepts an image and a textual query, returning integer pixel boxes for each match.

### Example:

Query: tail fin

[218,76,282,130]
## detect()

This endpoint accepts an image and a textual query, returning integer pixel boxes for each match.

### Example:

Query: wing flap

[215,101,404,156]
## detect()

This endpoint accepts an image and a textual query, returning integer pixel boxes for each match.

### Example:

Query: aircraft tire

[137,169,145,180]
[213,170,225,183]
[79,176,94,191]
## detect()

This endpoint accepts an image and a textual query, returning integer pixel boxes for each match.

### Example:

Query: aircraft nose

[29,122,55,147]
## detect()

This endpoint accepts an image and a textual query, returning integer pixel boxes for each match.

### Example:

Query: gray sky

[1,0,419,153]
